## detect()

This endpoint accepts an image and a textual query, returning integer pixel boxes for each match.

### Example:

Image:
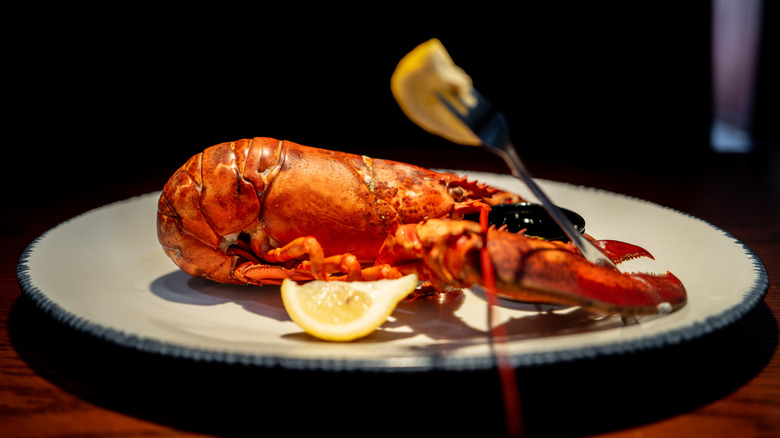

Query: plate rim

[16,181,770,372]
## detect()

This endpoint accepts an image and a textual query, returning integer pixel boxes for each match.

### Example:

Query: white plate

[17,173,768,371]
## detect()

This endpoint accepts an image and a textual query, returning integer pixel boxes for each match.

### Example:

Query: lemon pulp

[281,274,419,342]
[390,38,481,146]
[300,282,372,325]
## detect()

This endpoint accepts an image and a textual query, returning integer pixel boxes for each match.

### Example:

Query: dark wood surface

[2,145,778,437]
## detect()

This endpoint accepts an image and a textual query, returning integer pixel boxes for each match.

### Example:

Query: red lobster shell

[157,137,686,316]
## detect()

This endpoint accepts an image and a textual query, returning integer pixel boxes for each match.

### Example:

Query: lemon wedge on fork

[391,38,480,146]
[281,274,419,342]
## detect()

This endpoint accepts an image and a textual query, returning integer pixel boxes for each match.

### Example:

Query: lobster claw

[486,229,687,316]
[376,219,687,317]
[589,239,654,265]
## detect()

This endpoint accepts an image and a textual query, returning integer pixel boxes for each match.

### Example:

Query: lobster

[157,137,686,316]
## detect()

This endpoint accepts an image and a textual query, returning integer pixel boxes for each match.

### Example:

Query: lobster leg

[234,263,314,285]
[237,235,408,284]
[233,251,374,284]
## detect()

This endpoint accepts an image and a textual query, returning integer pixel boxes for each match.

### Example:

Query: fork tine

[435,91,470,123]
[437,90,510,150]
[435,90,502,148]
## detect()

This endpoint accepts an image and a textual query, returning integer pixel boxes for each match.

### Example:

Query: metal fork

[437,89,616,269]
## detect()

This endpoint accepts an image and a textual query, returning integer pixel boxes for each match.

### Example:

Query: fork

[437,89,616,269]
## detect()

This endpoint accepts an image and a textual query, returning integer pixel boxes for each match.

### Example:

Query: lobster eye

[448,186,465,200]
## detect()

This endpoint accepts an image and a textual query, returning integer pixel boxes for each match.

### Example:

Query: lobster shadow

[148,271,624,348]
[388,292,630,354]
[149,270,289,322]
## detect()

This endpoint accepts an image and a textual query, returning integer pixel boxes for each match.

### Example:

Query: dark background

[6,3,778,207]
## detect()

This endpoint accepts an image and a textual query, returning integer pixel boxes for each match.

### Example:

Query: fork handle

[496,144,617,269]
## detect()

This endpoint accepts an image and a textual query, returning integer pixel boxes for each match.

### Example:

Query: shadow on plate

[148,270,627,346]
[149,270,289,322]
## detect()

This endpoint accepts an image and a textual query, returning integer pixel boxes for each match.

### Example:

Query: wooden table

[1,145,778,437]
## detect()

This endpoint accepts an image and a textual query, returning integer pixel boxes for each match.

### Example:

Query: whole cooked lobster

[157,137,686,316]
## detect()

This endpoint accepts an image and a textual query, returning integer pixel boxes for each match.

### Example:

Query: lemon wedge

[391,38,481,146]
[281,274,419,341]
